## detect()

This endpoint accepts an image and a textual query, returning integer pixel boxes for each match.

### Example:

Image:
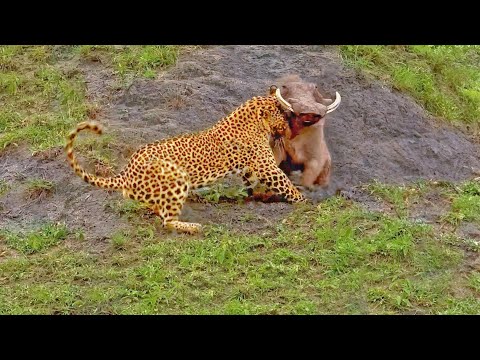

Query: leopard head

[257,100,290,138]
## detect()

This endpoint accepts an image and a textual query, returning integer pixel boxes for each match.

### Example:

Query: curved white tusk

[275,88,294,112]
[326,92,341,114]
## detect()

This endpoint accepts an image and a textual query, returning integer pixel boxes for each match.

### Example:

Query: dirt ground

[1,45,479,243]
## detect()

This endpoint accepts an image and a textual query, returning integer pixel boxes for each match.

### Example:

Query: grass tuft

[0,223,68,255]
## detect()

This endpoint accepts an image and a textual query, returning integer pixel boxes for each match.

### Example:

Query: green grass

[0,223,68,255]
[0,194,479,314]
[339,45,480,128]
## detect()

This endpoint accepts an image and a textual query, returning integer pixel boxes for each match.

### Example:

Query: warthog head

[270,74,341,139]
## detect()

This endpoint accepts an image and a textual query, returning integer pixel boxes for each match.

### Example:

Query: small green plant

[460,180,480,196]
[442,180,480,225]
[0,72,23,95]
[73,229,86,242]
[0,45,22,70]
[111,231,129,250]
[0,179,10,196]
[106,199,148,217]
[26,178,54,191]
[1,223,68,254]
[463,238,480,252]
[194,183,248,203]
[76,45,115,61]
[25,178,55,198]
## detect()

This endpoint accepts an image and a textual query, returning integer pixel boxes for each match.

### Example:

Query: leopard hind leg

[125,160,202,235]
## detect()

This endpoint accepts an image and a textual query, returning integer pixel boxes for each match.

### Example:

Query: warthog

[269,74,341,188]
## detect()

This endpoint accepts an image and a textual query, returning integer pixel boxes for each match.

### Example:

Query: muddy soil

[1,45,479,244]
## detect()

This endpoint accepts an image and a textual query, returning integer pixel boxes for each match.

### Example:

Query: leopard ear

[257,107,272,131]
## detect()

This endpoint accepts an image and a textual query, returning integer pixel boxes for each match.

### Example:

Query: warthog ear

[313,87,334,106]
[274,88,294,112]
[269,85,277,96]
[269,84,289,99]
[280,84,290,98]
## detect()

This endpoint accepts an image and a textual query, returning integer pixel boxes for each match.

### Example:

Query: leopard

[65,94,305,235]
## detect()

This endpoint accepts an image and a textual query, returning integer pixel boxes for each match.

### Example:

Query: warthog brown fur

[269,74,338,188]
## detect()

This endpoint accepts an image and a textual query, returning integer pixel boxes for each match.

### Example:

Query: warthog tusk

[326,92,341,114]
[275,88,294,112]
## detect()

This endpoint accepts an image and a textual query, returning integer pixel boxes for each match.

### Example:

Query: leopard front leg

[241,170,286,203]
[259,164,306,203]
[243,148,306,203]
